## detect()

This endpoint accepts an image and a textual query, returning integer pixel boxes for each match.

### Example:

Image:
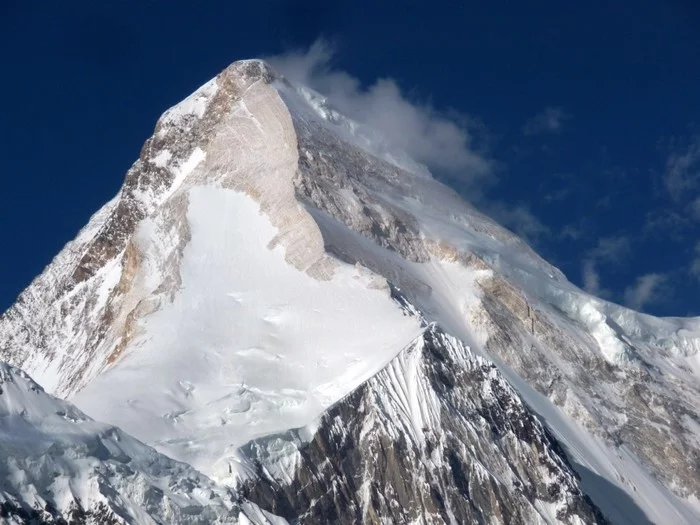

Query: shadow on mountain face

[573,461,654,525]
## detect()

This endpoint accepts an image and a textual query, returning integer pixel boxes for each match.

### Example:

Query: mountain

[240,320,605,525]
[1,59,699,524]
[0,360,283,524]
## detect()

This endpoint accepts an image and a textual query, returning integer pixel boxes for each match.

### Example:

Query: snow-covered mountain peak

[1,58,699,524]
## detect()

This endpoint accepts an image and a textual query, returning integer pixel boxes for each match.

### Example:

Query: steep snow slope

[73,185,421,481]
[0,361,284,524]
[1,59,699,524]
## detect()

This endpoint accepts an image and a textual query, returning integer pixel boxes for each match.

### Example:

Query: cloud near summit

[522,107,569,136]
[267,40,492,184]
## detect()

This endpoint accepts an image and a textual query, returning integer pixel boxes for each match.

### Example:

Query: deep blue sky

[2,1,699,316]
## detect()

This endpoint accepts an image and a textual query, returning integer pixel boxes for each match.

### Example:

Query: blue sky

[1,1,699,316]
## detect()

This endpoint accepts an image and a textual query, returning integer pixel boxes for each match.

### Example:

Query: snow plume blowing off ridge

[267,40,551,245]
[267,40,493,186]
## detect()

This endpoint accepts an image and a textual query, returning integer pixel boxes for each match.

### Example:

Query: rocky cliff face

[241,323,605,525]
[282,73,700,522]
[1,59,699,524]
[474,272,700,502]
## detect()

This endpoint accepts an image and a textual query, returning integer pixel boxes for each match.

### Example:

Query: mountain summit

[1,60,698,524]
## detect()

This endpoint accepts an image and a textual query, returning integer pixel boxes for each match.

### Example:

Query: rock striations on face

[0,59,699,524]
[241,321,606,525]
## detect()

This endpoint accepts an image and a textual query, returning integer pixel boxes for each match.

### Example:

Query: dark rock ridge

[241,324,607,525]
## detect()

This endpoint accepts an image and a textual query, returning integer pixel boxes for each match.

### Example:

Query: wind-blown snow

[276,80,434,179]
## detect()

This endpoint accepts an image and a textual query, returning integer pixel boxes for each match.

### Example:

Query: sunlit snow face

[73,186,422,480]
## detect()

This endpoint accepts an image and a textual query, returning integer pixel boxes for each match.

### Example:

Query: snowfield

[73,186,423,484]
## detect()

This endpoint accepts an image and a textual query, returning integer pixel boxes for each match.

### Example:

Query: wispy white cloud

[581,235,631,296]
[543,187,572,202]
[482,203,550,243]
[560,224,584,240]
[664,136,700,201]
[623,273,668,311]
[690,242,700,280]
[643,208,691,240]
[582,259,606,296]
[691,197,700,220]
[522,107,569,136]
[267,40,492,184]
[589,235,631,264]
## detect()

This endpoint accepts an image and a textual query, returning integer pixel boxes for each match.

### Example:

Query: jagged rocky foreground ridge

[0,362,281,524]
[242,322,604,525]
[1,59,699,524]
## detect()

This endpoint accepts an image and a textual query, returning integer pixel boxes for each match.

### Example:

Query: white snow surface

[0,361,284,524]
[73,186,422,483]
[159,78,219,129]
